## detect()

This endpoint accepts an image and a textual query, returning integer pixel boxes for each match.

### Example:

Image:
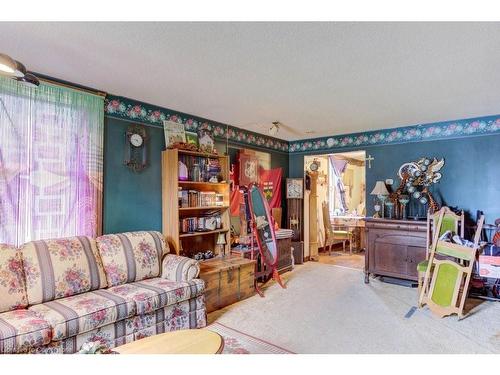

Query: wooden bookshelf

[179,229,229,238]
[161,148,230,256]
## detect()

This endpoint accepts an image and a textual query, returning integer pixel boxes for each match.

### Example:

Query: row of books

[180,215,222,233]
[178,190,224,208]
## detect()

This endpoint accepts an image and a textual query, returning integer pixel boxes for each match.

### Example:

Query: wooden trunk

[365,218,427,283]
[198,256,256,313]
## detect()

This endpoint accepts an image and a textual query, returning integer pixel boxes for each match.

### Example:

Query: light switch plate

[385,179,394,185]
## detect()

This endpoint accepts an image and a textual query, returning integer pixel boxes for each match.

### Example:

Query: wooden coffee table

[114,329,224,354]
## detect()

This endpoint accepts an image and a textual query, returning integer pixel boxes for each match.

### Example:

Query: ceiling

[1,22,500,141]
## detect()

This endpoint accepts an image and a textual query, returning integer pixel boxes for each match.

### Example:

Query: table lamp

[217,233,227,257]
[370,181,390,219]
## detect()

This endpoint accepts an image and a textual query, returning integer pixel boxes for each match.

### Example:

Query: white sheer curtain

[0,77,104,246]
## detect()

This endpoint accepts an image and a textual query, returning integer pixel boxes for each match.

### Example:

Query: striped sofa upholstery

[0,231,206,354]
[0,244,28,313]
[161,254,200,282]
[21,236,107,305]
[95,231,168,287]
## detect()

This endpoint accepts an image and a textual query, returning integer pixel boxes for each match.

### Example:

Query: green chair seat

[332,231,351,239]
[417,260,429,273]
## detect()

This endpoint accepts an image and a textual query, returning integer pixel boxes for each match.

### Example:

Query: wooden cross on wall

[365,155,374,169]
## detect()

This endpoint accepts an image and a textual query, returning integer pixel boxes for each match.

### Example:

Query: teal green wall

[289,133,500,224]
[103,118,164,233]
[103,117,289,234]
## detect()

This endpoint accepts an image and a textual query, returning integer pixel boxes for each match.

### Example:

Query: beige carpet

[208,262,500,353]
[318,251,365,270]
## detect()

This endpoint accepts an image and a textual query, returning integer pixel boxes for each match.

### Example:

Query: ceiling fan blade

[276,122,305,136]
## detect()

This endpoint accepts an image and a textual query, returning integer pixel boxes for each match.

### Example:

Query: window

[0,77,104,246]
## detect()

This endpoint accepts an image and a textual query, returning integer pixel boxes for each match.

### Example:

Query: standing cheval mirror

[247,183,286,290]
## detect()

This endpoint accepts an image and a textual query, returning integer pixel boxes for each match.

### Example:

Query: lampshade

[13,61,26,78]
[0,53,17,76]
[216,233,227,245]
[370,181,389,196]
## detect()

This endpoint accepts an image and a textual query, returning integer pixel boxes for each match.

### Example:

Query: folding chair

[417,207,464,301]
[418,214,484,319]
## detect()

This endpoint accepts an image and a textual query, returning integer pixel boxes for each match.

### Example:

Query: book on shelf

[178,189,225,208]
[180,214,223,233]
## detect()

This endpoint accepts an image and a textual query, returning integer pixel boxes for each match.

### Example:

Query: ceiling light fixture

[15,73,40,88]
[0,52,38,88]
[0,53,17,76]
[13,61,26,78]
[269,121,280,136]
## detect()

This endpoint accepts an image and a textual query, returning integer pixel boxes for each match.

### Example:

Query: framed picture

[286,178,304,199]
[239,153,259,186]
[163,120,186,148]
[198,129,215,153]
[185,131,199,147]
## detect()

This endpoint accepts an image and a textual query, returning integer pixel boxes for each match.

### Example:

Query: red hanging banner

[259,168,283,209]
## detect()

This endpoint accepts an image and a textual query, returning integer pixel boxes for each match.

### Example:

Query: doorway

[304,150,366,269]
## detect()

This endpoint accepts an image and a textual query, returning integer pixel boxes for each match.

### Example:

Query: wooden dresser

[364,218,427,283]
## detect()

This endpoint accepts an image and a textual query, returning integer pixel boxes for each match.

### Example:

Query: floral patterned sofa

[0,231,205,354]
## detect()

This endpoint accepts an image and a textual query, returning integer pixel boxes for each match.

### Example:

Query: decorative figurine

[396,157,445,218]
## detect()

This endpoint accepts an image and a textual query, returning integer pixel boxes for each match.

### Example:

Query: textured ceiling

[1,22,500,140]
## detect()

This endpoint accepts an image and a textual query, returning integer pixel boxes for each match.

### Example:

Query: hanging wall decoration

[393,157,445,218]
[124,124,149,172]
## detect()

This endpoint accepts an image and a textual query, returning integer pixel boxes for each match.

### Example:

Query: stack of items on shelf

[180,213,223,233]
[178,154,222,182]
[275,228,294,239]
[178,189,224,208]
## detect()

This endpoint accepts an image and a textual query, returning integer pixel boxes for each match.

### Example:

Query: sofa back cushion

[0,244,28,313]
[96,231,169,287]
[21,236,107,305]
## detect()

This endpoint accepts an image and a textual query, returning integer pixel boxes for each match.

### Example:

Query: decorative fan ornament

[394,157,445,214]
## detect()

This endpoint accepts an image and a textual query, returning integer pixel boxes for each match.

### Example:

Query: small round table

[114,329,224,354]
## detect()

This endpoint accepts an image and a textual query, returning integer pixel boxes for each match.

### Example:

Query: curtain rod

[37,76,107,98]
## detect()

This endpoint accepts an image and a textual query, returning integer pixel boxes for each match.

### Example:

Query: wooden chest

[198,256,256,313]
[231,238,293,275]
[365,218,427,283]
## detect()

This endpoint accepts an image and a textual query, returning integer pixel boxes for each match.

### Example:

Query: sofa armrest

[161,254,200,282]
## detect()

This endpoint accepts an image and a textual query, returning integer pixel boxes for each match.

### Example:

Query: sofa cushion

[29,290,136,341]
[0,309,52,353]
[132,277,205,308]
[96,231,169,287]
[0,244,28,313]
[104,283,161,315]
[104,277,204,316]
[161,254,200,282]
[21,236,107,305]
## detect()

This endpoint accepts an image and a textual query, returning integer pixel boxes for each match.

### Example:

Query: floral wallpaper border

[105,95,289,152]
[105,95,500,154]
[288,115,500,153]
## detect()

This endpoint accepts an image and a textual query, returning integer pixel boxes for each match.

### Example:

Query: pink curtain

[0,77,104,246]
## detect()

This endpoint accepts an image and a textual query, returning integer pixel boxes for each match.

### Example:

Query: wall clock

[309,160,320,172]
[124,124,149,172]
[286,178,304,199]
